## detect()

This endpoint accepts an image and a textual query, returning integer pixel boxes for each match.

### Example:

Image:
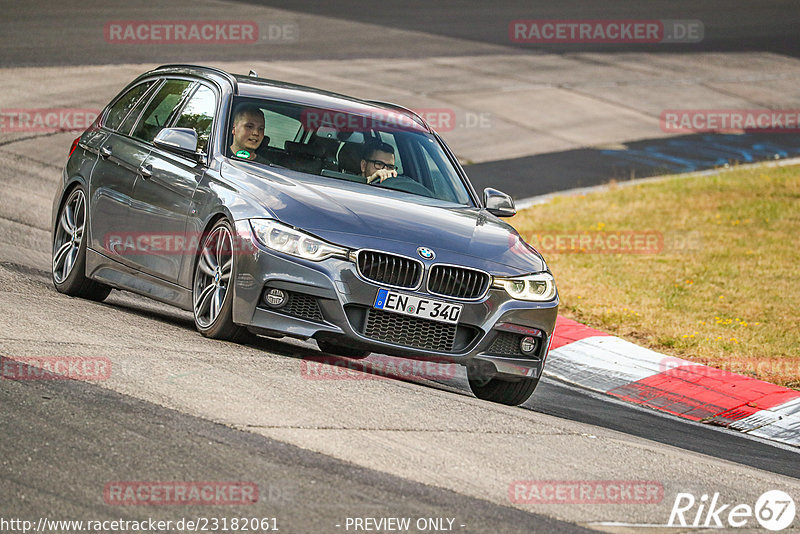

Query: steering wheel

[375,175,435,197]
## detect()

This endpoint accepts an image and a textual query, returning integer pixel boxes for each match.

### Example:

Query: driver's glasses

[367,159,397,171]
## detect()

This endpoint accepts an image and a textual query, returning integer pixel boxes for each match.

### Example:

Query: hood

[223,161,546,276]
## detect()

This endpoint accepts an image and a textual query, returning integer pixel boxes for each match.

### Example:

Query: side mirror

[153,128,203,162]
[483,188,516,217]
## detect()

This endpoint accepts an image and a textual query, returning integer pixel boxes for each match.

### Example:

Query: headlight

[249,219,347,261]
[493,272,557,301]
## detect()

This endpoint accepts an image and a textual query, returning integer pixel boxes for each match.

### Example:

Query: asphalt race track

[1,2,799,532]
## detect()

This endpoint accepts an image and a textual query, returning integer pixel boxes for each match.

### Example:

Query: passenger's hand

[366,168,398,184]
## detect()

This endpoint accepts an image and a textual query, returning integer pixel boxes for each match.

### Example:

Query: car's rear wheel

[192,219,247,341]
[52,186,112,301]
[467,368,540,406]
[316,339,370,359]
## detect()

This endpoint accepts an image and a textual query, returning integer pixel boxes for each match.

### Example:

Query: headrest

[337,141,363,174]
[284,141,324,158]
[311,136,341,159]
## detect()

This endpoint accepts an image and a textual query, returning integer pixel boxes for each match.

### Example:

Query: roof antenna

[249,69,258,77]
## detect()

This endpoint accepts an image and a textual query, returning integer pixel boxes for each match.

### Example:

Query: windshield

[226,97,474,205]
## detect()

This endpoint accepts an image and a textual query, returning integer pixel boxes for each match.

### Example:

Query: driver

[360,139,398,184]
[230,104,270,164]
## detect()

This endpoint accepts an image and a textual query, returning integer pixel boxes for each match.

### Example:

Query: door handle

[99,146,112,158]
[138,164,153,179]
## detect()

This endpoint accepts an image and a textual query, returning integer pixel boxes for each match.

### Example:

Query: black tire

[192,218,248,341]
[52,185,112,301]
[316,339,371,359]
[468,370,540,406]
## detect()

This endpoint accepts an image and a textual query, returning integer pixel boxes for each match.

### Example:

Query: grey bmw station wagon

[51,64,558,405]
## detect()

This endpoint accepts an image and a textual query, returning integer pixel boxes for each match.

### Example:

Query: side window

[421,147,456,202]
[131,79,194,143]
[104,82,155,132]
[262,109,301,148]
[174,85,216,152]
[118,80,163,135]
[419,140,470,204]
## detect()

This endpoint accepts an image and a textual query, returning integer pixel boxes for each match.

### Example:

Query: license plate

[373,289,462,324]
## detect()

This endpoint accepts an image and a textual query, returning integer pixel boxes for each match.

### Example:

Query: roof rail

[366,100,429,130]
[154,64,238,93]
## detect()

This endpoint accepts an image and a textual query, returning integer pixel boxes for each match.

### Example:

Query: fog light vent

[520,336,538,355]
[265,288,287,308]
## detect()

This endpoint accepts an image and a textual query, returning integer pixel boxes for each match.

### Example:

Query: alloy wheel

[52,188,86,284]
[193,225,234,328]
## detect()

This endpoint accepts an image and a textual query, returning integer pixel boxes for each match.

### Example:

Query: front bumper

[231,221,559,379]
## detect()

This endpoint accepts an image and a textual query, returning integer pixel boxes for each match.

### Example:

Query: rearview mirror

[153,128,203,162]
[483,188,516,217]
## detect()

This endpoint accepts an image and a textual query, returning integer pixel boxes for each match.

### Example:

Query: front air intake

[356,250,423,289]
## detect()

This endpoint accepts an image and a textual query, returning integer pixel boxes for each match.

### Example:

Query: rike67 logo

[669,490,795,531]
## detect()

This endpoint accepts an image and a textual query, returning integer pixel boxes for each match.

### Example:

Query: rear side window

[262,109,301,148]
[132,79,194,143]
[104,81,155,132]
[174,85,216,152]
[118,80,162,135]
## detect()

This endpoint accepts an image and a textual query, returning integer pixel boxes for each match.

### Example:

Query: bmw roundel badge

[417,247,435,260]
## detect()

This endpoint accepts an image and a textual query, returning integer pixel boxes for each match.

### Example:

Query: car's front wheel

[52,185,112,301]
[192,219,247,341]
[467,368,540,406]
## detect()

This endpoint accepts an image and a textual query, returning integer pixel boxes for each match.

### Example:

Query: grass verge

[510,163,800,389]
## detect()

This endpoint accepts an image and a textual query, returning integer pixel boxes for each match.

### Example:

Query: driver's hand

[366,168,398,184]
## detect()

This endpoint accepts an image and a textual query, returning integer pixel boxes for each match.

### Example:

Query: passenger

[229,104,270,164]
[360,139,398,184]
